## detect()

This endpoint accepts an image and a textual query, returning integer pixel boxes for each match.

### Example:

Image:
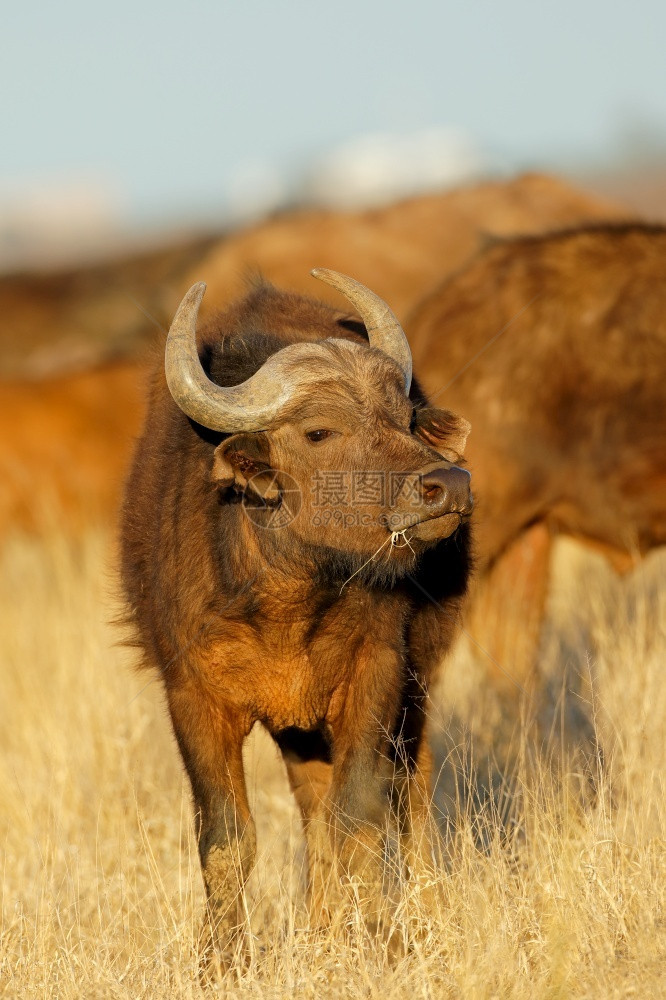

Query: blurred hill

[582,163,666,220]
[0,234,219,378]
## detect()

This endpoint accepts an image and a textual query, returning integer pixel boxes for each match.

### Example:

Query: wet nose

[421,465,473,515]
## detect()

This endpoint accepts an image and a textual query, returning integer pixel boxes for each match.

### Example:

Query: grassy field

[0,529,664,998]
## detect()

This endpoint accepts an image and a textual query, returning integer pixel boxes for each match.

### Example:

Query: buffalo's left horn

[311,267,412,393]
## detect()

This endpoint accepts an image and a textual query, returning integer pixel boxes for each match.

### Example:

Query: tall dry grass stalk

[0,530,664,997]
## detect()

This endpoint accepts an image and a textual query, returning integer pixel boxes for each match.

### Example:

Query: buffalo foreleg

[325,648,402,937]
[391,710,441,879]
[329,743,391,936]
[167,681,255,971]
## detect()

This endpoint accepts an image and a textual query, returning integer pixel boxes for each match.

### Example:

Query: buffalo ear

[211,433,279,500]
[414,406,471,462]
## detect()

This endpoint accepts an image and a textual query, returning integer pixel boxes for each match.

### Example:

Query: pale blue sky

[2,0,665,222]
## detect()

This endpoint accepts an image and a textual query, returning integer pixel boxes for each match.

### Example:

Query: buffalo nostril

[420,464,472,513]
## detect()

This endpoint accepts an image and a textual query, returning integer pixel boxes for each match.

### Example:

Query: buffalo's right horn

[165,282,316,432]
[310,268,412,393]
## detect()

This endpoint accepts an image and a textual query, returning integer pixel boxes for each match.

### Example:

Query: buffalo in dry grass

[120,273,473,967]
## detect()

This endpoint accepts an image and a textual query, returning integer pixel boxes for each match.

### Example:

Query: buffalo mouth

[388,509,471,543]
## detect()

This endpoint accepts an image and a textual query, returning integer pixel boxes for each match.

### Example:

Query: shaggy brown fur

[120,284,473,967]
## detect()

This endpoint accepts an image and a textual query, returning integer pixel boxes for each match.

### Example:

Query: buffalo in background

[404,222,666,771]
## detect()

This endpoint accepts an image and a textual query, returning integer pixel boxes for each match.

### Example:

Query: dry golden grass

[0,529,664,997]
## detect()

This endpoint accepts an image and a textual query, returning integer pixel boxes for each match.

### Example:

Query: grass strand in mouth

[391,528,416,554]
[338,532,394,593]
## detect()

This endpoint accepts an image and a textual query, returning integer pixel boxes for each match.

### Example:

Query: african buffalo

[407,221,666,697]
[120,272,473,967]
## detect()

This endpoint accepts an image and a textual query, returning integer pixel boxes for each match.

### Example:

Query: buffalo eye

[305,429,334,443]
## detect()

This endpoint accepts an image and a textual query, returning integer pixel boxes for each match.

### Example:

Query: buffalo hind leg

[393,737,440,874]
[467,519,553,702]
[167,684,256,975]
[275,727,335,928]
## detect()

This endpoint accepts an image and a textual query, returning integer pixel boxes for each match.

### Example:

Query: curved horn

[165,282,317,432]
[310,268,412,392]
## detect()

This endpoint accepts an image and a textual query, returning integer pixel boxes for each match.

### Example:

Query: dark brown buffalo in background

[405,222,666,723]
[0,235,218,379]
[184,173,625,325]
[0,361,145,533]
[0,173,624,535]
